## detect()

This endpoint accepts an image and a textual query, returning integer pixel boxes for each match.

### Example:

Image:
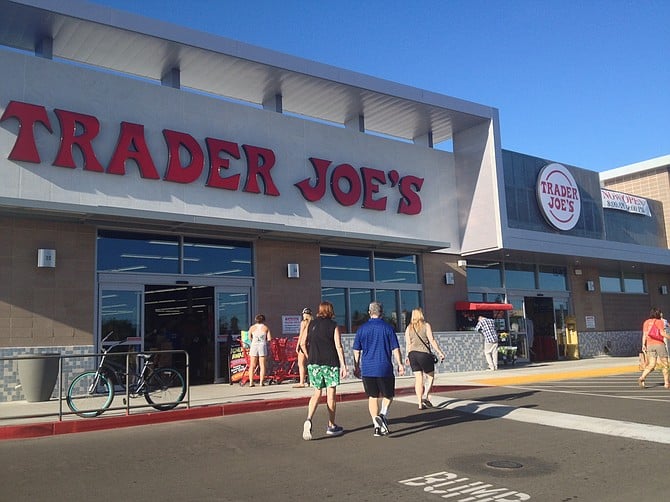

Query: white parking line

[397,395,670,444]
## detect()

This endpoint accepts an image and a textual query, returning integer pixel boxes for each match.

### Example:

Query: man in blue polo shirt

[353,301,405,437]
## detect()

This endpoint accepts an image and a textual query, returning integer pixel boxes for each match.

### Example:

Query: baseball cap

[302,307,312,315]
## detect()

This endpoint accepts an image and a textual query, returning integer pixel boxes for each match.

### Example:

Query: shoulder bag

[414,327,438,364]
[648,320,665,342]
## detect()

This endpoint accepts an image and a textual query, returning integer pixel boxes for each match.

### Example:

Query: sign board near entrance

[282,315,302,335]
[229,340,247,383]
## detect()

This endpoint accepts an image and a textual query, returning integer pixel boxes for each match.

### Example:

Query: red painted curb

[0,384,478,440]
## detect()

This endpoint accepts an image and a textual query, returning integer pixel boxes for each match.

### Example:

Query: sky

[91,0,669,172]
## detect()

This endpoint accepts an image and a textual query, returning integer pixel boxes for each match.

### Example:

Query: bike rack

[0,349,190,423]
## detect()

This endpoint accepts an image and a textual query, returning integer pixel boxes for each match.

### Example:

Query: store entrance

[524,296,557,361]
[144,285,214,385]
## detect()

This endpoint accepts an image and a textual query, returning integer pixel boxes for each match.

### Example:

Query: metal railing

[0,349,190,423]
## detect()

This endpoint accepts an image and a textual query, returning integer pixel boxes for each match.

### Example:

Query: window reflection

[97,230,252,276]
[320,249,422,332]
[466,262,502,288]
[538,266,567,291]
[98,231,179,273]
[184,238,252,276]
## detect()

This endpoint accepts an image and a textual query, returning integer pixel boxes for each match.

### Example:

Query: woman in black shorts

[404,308,444,409]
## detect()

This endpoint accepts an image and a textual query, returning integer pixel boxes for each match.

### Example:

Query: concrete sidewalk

[0,356,640,440]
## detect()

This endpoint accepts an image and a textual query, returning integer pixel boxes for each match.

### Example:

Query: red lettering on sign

[242,145,279,196]
[53,109,104,172]
[294,157,331,202]
[205,138,241,190]
[1,99,425,216]
[163,129,204,183]
[107,122,160,179]
[398,175,423,215]
[361,167,387,211]
[331,163,361,207]
[0,101,52,163]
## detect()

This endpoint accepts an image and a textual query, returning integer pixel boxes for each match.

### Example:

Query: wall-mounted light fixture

[457,259,467,269]
[444,272,455,285]
[586,280,595,292]
[574,268,583,276]
[287,263,300,279]
[660,285,668,295]
[37,248,56,268]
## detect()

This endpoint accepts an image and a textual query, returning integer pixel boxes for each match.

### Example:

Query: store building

[1,0,668,401]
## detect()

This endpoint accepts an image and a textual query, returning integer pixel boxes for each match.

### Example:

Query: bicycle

[66,332,187,418]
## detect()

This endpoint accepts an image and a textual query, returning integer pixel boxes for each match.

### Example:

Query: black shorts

[362,376,395,399]
[408,351,435,373]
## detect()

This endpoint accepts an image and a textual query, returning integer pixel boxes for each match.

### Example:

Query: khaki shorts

[646,343,669,358]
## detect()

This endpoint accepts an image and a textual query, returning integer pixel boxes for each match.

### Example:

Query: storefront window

[97,231,179,273]
[599,273,622,292]
[97,231,252,276]
[374,253,419,284]
[466,262,503,288]
[623,273,645,293]
[320,249,371,281]
[505,263,536,289]
[320,249,421,332]
[322,287,347,333]
[350,288,373,333]
[376,289,398,328]
[538,266,567,291]
[400,290,421,332]
[183,238,252,276]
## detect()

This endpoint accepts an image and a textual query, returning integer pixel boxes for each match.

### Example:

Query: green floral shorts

[307,364,340,389]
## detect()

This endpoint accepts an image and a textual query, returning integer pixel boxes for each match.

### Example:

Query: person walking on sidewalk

[404,307,445,410]
[639,307,670,389]
[300,301,348,440]
[293,307,313,388]
[476,315,498,371]
[353,301,405,437]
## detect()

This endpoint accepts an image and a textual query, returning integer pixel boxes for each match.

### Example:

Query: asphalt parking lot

[1,371,668,501]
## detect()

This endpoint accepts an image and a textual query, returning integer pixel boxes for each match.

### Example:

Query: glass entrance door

[214,289,250,383]
[99,285,143,348]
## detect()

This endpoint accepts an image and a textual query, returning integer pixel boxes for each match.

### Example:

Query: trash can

[17,353,60,402]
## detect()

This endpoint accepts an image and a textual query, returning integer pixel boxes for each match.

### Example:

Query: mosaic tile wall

[340,331,488,376]
[0,346,94,403]
[577,331,641,358]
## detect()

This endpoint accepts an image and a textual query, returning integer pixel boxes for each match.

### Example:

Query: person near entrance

[639,307,670,389]
[247,314,272,387]
[293,307,313,388]
[476,315,498,371]
[353,301,405,437]
[404,307,445,410]
[300,301,347,440]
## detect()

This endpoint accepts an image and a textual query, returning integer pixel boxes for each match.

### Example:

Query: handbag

[414,327,439,363]
[647,321,665,342]
[638,351,647,371]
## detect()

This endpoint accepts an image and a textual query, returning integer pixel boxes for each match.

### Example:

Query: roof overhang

[0,0,497,145]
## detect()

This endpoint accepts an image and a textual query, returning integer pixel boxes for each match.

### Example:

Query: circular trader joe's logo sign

[536,163,581,231]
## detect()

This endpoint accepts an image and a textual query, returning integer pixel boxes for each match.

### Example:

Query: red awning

[455,301,513,311]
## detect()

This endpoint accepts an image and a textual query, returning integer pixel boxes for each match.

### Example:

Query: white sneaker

[373,415,389,435]
[302,419,312,441]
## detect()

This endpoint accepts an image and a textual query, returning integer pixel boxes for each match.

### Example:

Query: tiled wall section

[0,345,94,402]
[577,331,640,358]
[340,331,489,375]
